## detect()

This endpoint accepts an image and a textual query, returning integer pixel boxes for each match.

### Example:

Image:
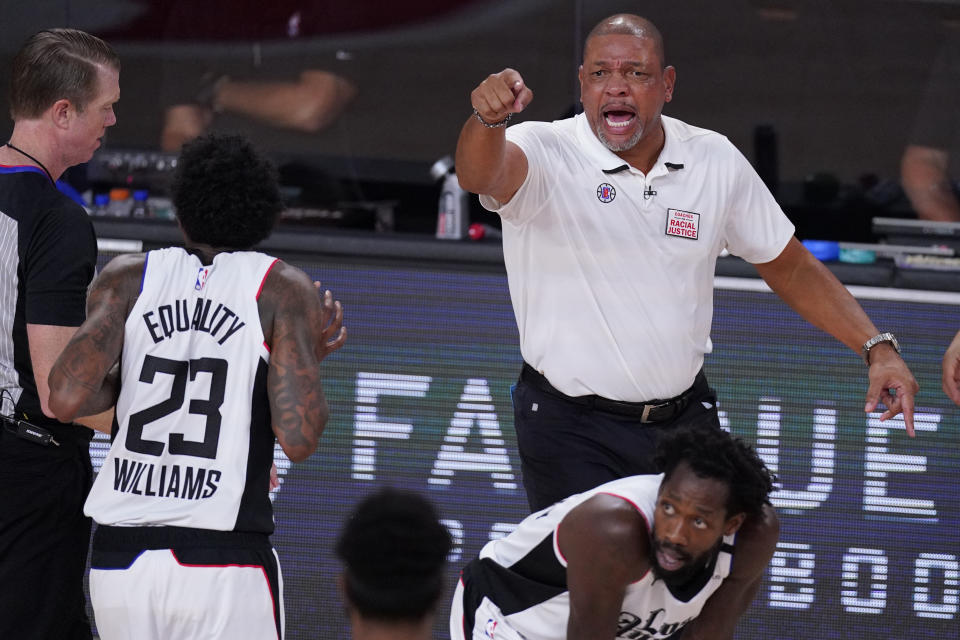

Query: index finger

[899,390,916,438]
[498,68,525,90]
[513,83,534,112]
[499,69,531,112]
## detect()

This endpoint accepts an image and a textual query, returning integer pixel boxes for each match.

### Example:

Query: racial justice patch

[665,208,700,240]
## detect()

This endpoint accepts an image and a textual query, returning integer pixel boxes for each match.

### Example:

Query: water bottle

[130,189,151,219]
[430,155,468,240]
[107,188,132,218]
[90,193,110,217]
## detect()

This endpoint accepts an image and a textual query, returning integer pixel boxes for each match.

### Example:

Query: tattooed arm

[48,254,144,423]
[259,262,345,462]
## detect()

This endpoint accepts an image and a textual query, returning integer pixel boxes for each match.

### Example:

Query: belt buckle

[641,401,669,423]
[641,403,654,423]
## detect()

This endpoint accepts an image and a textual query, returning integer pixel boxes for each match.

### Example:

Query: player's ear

[723,512,746,536]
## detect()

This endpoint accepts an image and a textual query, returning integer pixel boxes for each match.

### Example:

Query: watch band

[862,332,900,366]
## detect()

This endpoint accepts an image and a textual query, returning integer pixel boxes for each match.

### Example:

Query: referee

[0,29,119,639]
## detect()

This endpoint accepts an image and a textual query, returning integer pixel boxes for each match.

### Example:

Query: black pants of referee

[512,365,722,512]
[0,429,93,639]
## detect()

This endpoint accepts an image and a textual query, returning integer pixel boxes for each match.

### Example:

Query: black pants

[0,433,93,640]
[512,370,722,512]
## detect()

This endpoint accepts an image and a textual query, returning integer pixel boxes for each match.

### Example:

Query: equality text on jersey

[142,298,246,346]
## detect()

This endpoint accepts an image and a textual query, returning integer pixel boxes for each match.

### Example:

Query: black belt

[519,363,701,423]
[94,524,271,551]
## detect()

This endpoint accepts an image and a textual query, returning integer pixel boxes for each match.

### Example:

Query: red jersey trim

[169,550,280,639]
[256,258,280,300]
[257,259,280,354]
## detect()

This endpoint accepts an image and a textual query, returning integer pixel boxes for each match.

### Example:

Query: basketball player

[450,424,777,640]
[336,488,452,640]
[47,133,346,639]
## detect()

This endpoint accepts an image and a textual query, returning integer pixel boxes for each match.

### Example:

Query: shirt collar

[654,115,687,178]
[0,164,50,178]
[574,112,687,178]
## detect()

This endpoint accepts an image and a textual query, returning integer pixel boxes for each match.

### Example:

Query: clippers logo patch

[195,267,210,291]
[596,183,616,203]
[665,208,700,240]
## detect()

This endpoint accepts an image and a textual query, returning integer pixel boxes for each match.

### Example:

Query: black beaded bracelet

[472,108,512,128]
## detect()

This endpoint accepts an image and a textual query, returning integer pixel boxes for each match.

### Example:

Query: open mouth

[656,547,685,571]
[603,109,636,130]
[653,539,691,573]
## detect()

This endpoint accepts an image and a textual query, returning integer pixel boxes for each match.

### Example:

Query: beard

[650,536,721,588]
[595,121,644,152]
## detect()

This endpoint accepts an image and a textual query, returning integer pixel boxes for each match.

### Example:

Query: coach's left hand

[864,345,918,437]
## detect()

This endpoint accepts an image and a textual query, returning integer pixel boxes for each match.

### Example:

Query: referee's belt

[520,363,701,423]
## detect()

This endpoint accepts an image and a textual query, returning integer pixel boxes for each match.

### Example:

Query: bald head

[585,14,665,68]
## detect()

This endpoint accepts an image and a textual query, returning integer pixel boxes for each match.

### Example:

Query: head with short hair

[585,13,666,68]
[578,14,675,159]
[9,28,120,120]
[648,425,775,585]
[654,425,774,519]
[336,488,452,624]
[172,133,282,249]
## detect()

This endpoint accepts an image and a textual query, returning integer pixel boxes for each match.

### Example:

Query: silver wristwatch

[862,332,900,366]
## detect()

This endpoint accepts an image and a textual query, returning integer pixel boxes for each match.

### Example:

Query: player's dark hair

[336,488,452,623]
[172,133,282,249]
[654,425,775,518]
[10,28,119,119]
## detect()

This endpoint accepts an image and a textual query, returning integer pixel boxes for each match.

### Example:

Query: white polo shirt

[480,113,794,401]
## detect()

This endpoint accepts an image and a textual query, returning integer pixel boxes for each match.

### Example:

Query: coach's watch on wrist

[862,332,901,366]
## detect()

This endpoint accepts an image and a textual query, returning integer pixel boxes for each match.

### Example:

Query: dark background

[2,0,959,235]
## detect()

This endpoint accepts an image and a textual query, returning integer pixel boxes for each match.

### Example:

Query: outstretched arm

[679,504,780,640]
[754,237,919,435]
[261,263,346,462]
[160,70,357,152]
[216,70,357,133]
[560,494,649,640]
[455,68,533,203]
[48,254,144,423]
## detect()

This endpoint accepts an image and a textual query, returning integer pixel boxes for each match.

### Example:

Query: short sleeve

[478,121,558,226]
[23,202,97,326]
[722,145,795,264]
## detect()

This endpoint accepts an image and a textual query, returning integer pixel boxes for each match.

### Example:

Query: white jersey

[453,475,734,640]
[85,247,279,533]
